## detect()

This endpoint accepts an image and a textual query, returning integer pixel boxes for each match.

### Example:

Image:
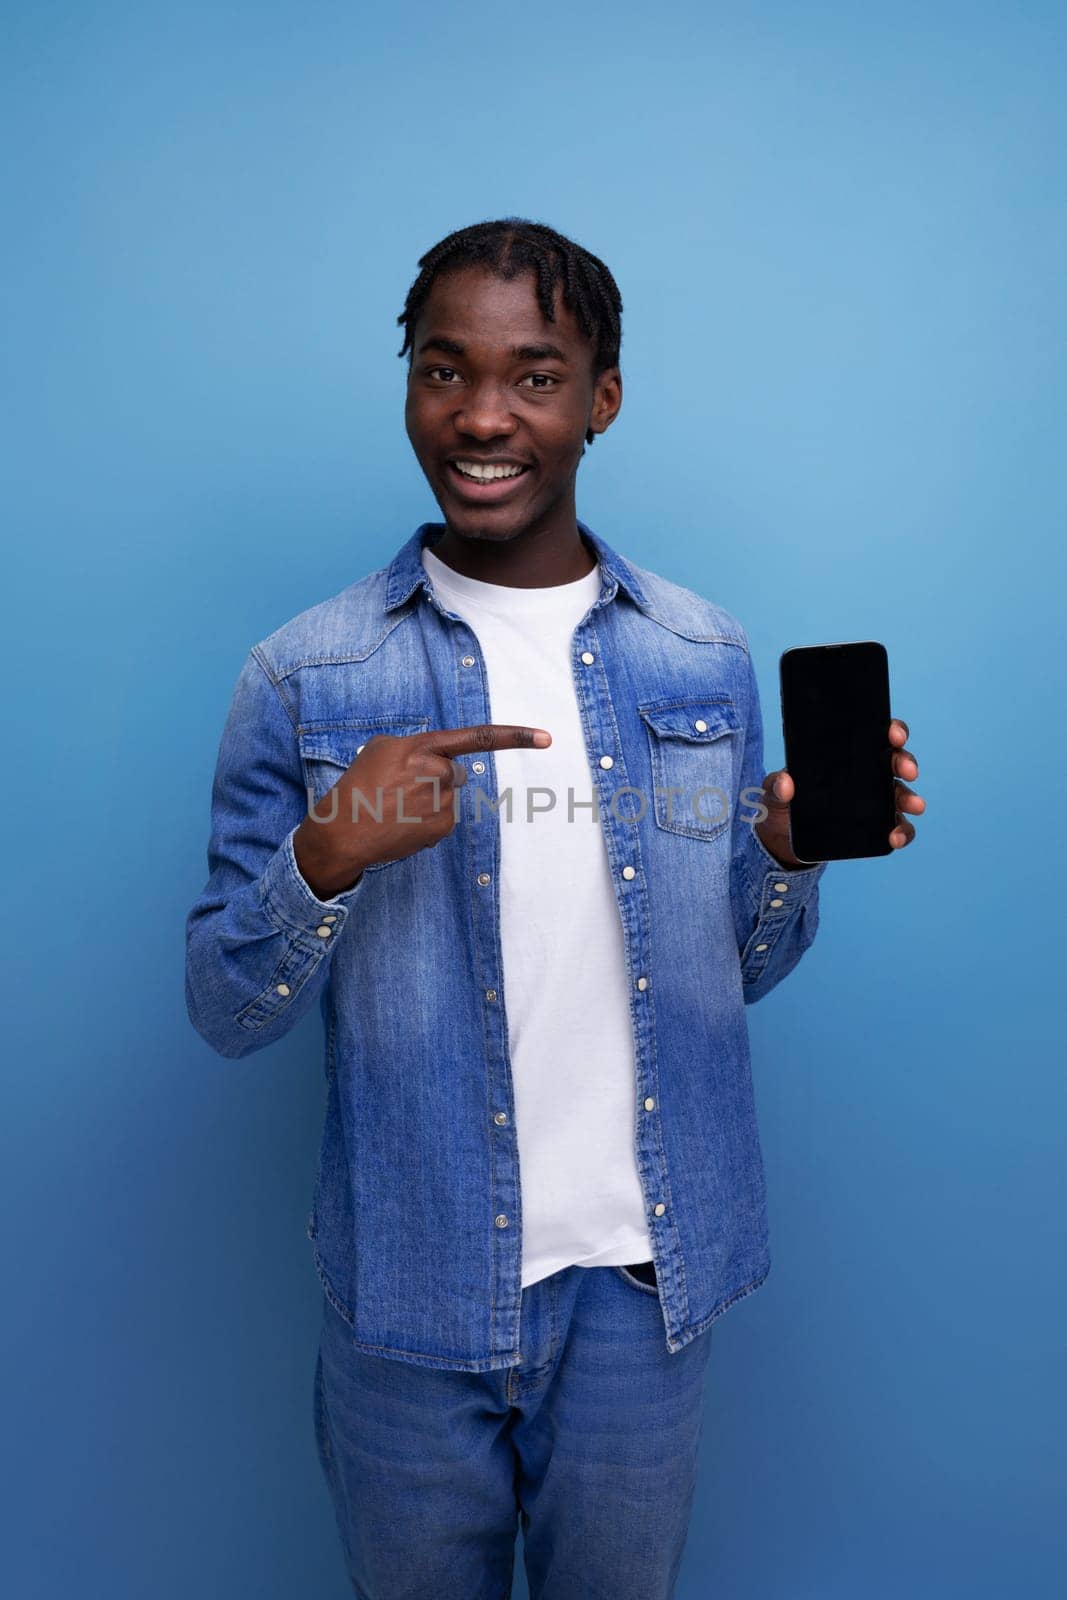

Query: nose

[453,377,518,438]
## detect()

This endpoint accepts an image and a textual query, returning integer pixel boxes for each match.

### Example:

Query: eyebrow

[416,336,571,364]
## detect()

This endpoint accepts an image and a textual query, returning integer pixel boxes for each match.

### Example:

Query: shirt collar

[383,520,651,615]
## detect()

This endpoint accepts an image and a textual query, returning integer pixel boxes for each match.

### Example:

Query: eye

[422,366,559,389]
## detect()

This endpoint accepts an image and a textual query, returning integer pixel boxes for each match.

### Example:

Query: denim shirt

[185,519,828,1371]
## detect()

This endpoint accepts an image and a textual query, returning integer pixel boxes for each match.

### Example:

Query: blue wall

[4,3,1064,1595]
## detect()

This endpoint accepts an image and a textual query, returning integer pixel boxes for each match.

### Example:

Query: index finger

[419,724,552,756]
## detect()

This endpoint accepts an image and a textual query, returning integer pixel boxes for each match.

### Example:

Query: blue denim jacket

[185,519,827,1371]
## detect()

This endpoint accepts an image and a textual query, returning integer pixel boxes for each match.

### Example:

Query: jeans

[313,1262,714,1599]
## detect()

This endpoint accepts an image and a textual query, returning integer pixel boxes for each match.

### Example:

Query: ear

[590,364,623,436]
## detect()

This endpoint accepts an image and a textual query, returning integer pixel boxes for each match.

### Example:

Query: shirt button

[477,873,491,886]
[461,655,476,667]
[769,898,784,909]
[653,1203,666,1217]
[599,754,614,769]
[694,719,707,732]
[494,1112,508,1126]
[636,976,648,991]
[322,915,338,923]
[622,865,636,880]
[485,989,497,1001]
[644,1097,655,1111]
[580,650,595,664]
[755,943,769,952]
[495,1214,509,1228]
[316,925,332,938]
[472,761,485,774]
[276,983,291,996]
[774,882,788,893]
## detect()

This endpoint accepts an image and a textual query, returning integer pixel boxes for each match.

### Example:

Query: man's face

[404,263,622,542]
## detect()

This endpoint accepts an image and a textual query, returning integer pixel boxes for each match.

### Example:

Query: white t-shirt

[422,542,653,1288]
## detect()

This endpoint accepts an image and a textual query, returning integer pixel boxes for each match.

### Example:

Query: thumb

[763,768,794,807]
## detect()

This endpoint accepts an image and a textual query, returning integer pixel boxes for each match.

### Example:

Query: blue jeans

[313,1262,714,1598]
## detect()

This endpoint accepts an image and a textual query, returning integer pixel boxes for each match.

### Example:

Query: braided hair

[396,217,623,446]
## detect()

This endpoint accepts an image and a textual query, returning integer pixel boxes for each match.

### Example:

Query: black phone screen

[778,641,896,863]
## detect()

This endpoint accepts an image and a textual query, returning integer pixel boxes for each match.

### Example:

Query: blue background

[4,2,1064,1595]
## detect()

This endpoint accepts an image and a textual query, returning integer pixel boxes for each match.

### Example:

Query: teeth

[454,461,526,481]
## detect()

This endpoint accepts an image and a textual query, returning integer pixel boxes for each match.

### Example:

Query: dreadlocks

[396,218,623,446]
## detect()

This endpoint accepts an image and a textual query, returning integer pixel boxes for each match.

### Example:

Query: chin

[438,507,532,543]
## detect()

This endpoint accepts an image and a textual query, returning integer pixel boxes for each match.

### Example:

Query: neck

[430,503,596,589]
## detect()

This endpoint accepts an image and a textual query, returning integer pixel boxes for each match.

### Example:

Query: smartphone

[778,641,896,863]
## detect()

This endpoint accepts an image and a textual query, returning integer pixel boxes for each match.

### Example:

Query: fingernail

[533,730,551,747]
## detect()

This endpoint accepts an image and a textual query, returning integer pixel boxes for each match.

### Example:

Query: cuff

[260,825,370,947]
[749,824,828,885]
[739,819,827,921]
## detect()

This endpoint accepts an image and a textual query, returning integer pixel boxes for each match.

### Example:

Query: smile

[446,461,532,500]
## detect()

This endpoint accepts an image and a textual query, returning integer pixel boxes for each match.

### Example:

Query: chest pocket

[638,698,740,841]
[297,714,432,807]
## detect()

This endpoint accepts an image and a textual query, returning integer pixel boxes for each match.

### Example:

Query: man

[185,218,924,1598]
